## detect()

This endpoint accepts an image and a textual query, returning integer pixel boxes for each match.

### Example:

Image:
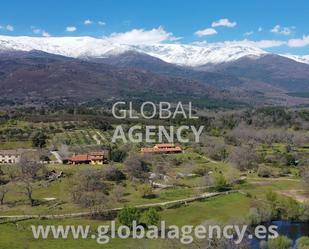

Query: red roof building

[63,151,108,165]
[141,144,183,154]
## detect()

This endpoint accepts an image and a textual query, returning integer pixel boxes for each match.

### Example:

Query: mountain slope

[205,54,309,92]
[0,50,215,102]
[94,51,244,89]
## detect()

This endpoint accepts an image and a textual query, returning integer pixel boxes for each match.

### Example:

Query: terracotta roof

[65,151,105,162]
[155,144,175,148]
[141,144,182,153]
[68,154,90,162]
[89,152,105,156]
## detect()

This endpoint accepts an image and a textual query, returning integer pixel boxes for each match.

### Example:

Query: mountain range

[0,35,309,107]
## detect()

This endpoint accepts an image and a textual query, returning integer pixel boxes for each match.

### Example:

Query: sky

[1,0,309,55]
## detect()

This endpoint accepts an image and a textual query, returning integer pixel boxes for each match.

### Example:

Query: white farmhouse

[0,150,22,164]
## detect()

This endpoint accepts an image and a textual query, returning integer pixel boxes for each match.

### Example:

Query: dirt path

[277,190,309,203]
[247,177,300,182]
[201,156,218,164]
[0,191,238,220]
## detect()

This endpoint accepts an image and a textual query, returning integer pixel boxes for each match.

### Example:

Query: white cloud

[6,25,14,32]
[98,21,106,26]
[244,31,254,36]
[245,39,286,48]
[66,26,77,32]
[287,35,309,47]
[212,18,236,28]
[270,25,292,35]
[31,27,50,37]
[42,31,50,37]
[32,28,41,34]
[84,19,93,25]
[258,27,263,32]
[105,26,180,45]
[195,28,217,37]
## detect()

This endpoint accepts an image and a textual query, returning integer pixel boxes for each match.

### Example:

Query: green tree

[138,184,154,198]
[214,174,227,191]
[297,236,309,249]
[111,149,128,163]
[144,208,160,226]
[32,131,48,148]
[118,207,141,228]
[267,236,292,249]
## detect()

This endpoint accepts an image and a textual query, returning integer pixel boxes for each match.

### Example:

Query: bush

[257,165,275,178]
[193,166,211,176]
[138,184,155,198]
[118,207,141,228]
[143,208,160,226]
[214,174,228,191]
[111,149,128,163]
[103,167,126,182]
[228,145,259,171]
[124,155,150,181]
[267,236,292,249]
[32,131,48,148]
[297,236,309,249]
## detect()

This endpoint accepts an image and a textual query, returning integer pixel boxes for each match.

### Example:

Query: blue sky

[1,0,309,54]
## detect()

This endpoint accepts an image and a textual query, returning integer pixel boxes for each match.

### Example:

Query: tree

[267,236,292,249]
[214,174,228,191]
[32,131,48,148]
[257,165,275,178]
[207,143,229,161]
[301,169,309,192]
[111,185,125,202]
[124,155,150,181]
[17,156,46,180]
[118,207,141,228]
[71,169,110,208]
[89,118,112,131]
[138,184,154,198]
[16,155,46,206]
[21,180,35,206]
[228,145,259,171]
[297,236,309,249]
[143,208,160,226]
[103,167,126,182]
[110,149,128,163]
[0,185,8,205]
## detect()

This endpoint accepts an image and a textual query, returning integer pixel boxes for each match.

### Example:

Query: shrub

[214,174,228,191]
[111,149,128,163]
[138,184,155,198]
[143,208,161,226]
[297,236,309,249]
[267,236,292,249]
[118,207,141,228]
[257,165,275,178]
[103,167,126,182]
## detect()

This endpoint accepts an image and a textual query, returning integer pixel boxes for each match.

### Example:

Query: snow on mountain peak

[0,35,268,66]
[281,54,309,65]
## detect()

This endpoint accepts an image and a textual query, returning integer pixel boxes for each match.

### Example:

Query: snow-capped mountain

[0,35,267,66]
[0,36,309,107]
[281,54,309,65]
[129,43,266,66]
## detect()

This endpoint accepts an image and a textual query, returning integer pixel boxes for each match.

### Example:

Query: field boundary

[0,190,240,221]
